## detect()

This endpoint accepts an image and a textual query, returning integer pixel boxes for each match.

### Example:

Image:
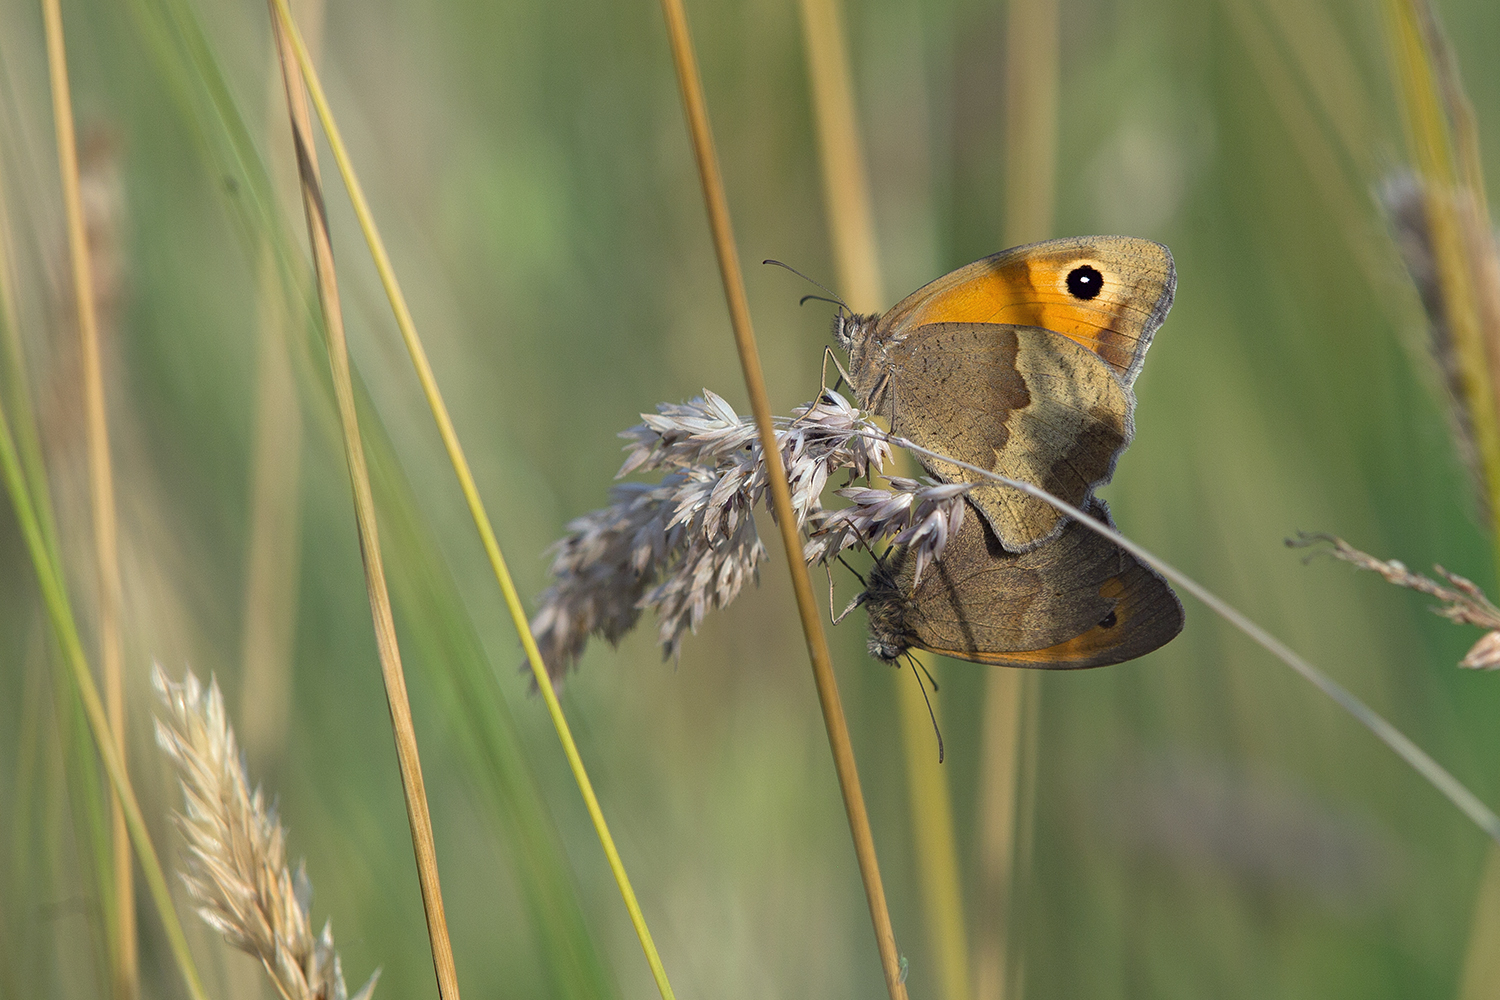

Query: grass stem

[40,1,134,994]
[659,0,907,995]
[796,2,971,994]
[267,8,462,998]
[0,303,207,1000]
[265,1,674,995]
[889,432,1500,844]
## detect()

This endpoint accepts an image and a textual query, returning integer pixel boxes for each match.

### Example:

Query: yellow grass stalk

[974,673,1024,1000]
[263,3,675,996]
[0,124,61,570]
[895,687,970,1000]
[0,317,207,1000]
[1002,0,1058,248]
[40,1,134,995]
[796,0,882,312]
[796,1,970,996]
[266,10,462,999]
[658,0,906,996]
[972,4,1064,998]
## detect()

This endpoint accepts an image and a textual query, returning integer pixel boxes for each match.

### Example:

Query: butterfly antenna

[763,258,850,314]
[903,652,944,764]
[912,655,940,694]
[800,293,844,308]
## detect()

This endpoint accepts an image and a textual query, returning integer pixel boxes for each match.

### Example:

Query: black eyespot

[1099,610,1118,629]
[1066,264,1104,300]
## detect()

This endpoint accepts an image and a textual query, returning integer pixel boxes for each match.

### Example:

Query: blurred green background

[3,0,1500,997]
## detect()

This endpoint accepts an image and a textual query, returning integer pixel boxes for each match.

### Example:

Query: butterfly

[836,236,1182,666]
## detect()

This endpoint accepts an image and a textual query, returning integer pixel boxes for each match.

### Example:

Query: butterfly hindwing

[864,498,1183,669]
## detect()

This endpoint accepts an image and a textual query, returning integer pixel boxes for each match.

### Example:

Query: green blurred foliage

[3,0,1500,997]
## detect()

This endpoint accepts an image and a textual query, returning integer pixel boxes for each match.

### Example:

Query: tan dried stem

[796,1,970,995]
[657,0,907,996]
[981,3,1064,997]
[152,667,377,1000]
[268,11,461,999]
[40,0,134,994]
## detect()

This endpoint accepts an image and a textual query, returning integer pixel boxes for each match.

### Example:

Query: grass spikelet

[151,665,378,1000]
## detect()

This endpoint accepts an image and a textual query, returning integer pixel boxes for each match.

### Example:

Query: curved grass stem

[886,432,1500,844]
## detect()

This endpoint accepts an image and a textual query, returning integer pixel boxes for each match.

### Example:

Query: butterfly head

[832,311,881,353]
[860,558,913,664]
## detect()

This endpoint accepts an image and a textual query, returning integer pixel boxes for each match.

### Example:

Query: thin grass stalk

[0,332,208,1000]
[39,1,135,993]
[118,12,613,988]
[1002,0,1058,248]
[5,170,116,980]
[974,671,1022,1000]
[266,12,461,999]
[239,0,323,769]
[1463,851,1500,1000]
[657,0,907,996]
[0,125,62,572]
[885,432,1500,843]
[893,685,970,998]
[239,236,305,768]
[262,4,674,996]
[795,0,882,312]
[54,643,116,994]
[796,2,970,995]
[975,4,1063,997]
[5,636,47,998]
[366,435,620,1000]
[1256,0,1378,180]
[136,0,611,977]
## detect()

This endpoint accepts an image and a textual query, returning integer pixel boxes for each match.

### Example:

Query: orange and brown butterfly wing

[863,323,1132,553]
[877,235,1175,386]
[864,499,1182,669]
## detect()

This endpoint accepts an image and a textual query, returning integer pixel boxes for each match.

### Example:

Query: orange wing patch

[879,236,1175,384]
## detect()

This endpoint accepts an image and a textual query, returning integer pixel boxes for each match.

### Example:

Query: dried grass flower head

[1290,533,1500,669]
[152,665,378,1000]
[529,388,966,682]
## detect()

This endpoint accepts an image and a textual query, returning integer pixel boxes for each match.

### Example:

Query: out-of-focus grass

[5,0,1500,998]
